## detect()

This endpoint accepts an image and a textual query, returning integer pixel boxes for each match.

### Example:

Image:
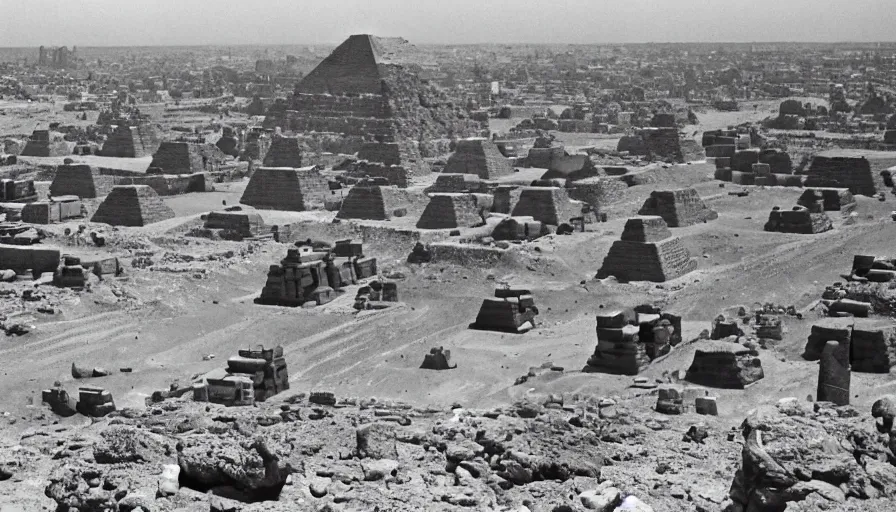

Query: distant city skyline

[2,0,893,47]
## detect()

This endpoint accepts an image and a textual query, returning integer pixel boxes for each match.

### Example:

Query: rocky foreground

[2,390,896,511]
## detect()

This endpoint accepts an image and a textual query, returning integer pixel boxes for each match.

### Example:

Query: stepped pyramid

[336,184,410,221]
[263,135,304,168]
[239,167,329,211]
[596,216,697,282]
[510,187,586,226]
[49,164,115,198]
[267,34,479,144]
[638,188,718,227]
[444,139,514,179]
[21,130,71,157]
[149,141,207,174]
[98,123,162,158]
[91,185,175,226]
[416,193,486,229]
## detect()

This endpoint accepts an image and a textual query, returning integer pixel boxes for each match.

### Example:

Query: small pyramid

[98,124,161,158]
[50,164,116,198]
[240,167,329,211]
[91,185,175,226]
[596,216,697,282]
[149,141,208,174]
[204,211,267,238]
[21,130,71,157]
[263,135,304,168]
[510,187,586,226]
[638,188,718,227]
[804,154,877,196]
[357,141,429,177]
[416,193,486,229]
[444,139,514,179]
[336,184,410,221]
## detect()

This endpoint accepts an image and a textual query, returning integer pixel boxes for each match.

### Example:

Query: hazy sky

[2,0,893,47]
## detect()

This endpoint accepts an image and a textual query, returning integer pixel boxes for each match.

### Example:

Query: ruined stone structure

[240,167,329,211]
[22,197,82,224]
[444,139,514,179]
[685,339,765,388]
[263,135,304,168]
[357,140,429,179]
[817,340,850,405]
[98,124,162,158]
[267,34,478,151]
[149,141,219,174]
[255,245,369,307]
[471,288,538,333]
[90,185,176,227]
[510,187,588,226]
[200,346,289,406]
[637,188,718,227]
[416,193,488,229]
[20,130,71,157]
[803,320,896,373]
[797,188,856,214]
[586,305,681,375]
[420,347,456,370]
[491,217,550,241]
[204,211,267,239]
[0,179,38,202]
[596,216,698,282]
[76,385,116,417]
[764,205,833,234]
[49,164,115,198]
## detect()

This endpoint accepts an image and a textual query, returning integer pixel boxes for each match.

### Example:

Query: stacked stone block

[596,216,698,282]
[256,244,371,307]
[50,164,115,198]
[803,321,896,373]
[637,188,717,227]
[471,288,538,333]
[91,185,176,227]
[586,309,648,375]
[240,167,329,211]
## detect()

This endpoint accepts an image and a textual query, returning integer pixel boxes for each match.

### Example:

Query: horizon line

[3,40,896,50]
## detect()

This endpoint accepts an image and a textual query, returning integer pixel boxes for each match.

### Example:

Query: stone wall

[91,185,175,226]
[637,188,717,227]
[240,167,329,211]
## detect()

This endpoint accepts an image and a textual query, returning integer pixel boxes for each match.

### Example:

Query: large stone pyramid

[638,188,718,227]
[596,216,697,282]
[266,34,479,145]
[444,139,514,179]
[50,164,115,198]
[416,193,486,229]
[239,167,329,211]
[91,185,175,226]
[21,130,71,157]
[98,123,162,158]
[263,135,304,168]
[149,141,208,174]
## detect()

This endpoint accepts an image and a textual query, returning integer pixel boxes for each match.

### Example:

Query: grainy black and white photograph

[0,0,895,510]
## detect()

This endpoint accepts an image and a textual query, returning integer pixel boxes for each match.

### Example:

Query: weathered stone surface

[445,138,514,179]
[637,187,717,227]
[91,185,175,226]
[416,193,487,229]
[818,340,851,405]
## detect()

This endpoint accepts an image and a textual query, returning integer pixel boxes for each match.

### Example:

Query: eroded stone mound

[239,167,329,211]
[685,338,764,389]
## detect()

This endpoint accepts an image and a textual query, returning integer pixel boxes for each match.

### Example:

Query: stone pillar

[817,340,850,405]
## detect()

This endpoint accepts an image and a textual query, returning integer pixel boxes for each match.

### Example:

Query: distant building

[37,46,77,69]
